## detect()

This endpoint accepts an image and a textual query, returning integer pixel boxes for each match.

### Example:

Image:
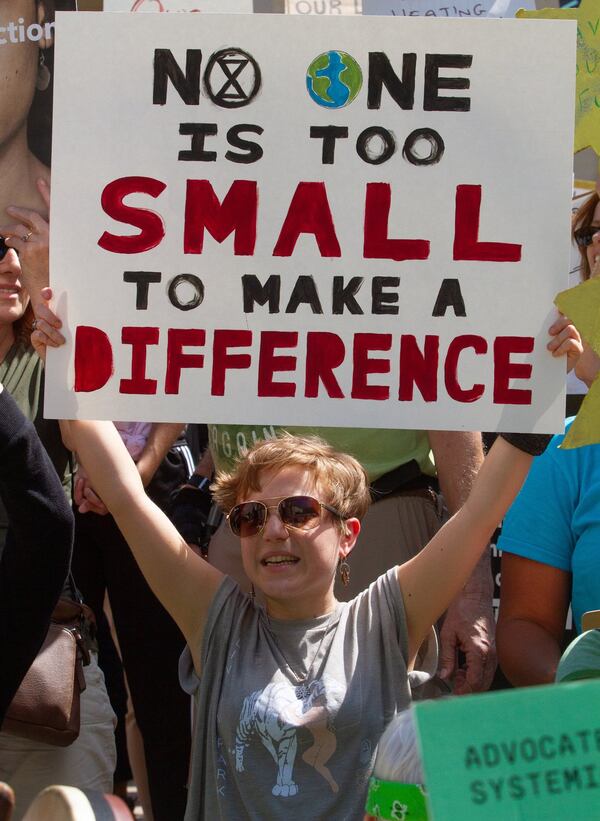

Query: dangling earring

[339,559,350,587]
[36,51,51,92]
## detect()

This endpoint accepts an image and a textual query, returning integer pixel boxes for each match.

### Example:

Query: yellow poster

[518,0,600,157]
[555,277,600,448]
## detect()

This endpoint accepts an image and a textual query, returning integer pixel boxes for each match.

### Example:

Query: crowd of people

[1,1,599,820]
[0,186,595,819]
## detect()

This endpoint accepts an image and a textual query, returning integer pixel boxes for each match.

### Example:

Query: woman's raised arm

[398,436,535,666]
[398,316,582,668]
[62,418,224,672]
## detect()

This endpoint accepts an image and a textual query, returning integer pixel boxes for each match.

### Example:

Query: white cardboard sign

[47,13,575,430]
[103,1,253,11]
[362,0,535,17]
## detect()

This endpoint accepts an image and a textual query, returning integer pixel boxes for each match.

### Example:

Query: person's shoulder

[0,344,43,402]
[344,568,409,660]
[11,344,43,378]
[553,417,574,446]
[348,567,404,616]
[542,418,599,467]
[204,576,256,643]
[5,342,38,365]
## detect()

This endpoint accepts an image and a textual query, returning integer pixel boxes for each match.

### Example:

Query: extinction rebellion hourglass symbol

[204,48,262,109]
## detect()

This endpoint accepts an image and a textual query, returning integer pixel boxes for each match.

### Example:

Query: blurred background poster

[0,0,76,222]
[362,0,536,16]
[285,0,362,13]
[103,0,254,10]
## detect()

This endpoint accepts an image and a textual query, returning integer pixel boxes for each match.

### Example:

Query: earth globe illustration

[306,51,363,109]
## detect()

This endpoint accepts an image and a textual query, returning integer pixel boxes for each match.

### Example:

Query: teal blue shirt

[499,420,600,633]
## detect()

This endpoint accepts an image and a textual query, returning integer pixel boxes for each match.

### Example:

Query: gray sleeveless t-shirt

[179,567,411,820]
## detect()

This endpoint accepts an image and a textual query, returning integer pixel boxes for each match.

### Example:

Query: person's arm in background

[76,422,186,515]
[136,423,186,488]
[169,448,217,557]
[496,554,570,685]
[399,436,536,667]
[183,447,215,487]
[494,406,581,686]
[0,386,73,720]
[427,430,495,694]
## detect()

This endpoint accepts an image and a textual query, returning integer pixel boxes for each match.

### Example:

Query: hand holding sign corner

[518,0,600,157]
[555,277,600,449]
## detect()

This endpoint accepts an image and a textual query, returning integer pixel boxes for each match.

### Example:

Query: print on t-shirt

[235,674,345,796]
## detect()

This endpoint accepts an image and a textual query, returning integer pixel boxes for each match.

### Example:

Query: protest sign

[103,1,253,10]
[413,679,600,820]
[363,0,534,17]
[47,13,575,428]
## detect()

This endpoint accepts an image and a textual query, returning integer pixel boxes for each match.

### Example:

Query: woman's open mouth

[0,286,19,298]
[261,555,300,567]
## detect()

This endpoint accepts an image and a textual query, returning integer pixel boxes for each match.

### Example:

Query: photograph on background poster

[1,0,76,222]
[103,1,254,10]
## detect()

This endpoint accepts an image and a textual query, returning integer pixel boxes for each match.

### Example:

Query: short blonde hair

[211,433,371,521]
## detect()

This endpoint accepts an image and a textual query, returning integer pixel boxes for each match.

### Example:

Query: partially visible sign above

[362,0,535,17]
[103,0,253,11]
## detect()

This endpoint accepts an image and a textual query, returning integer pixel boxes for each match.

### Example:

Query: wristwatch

[187,475,211,492]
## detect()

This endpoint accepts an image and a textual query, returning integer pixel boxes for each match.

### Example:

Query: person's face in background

[585,199,600,277]
[0,1,50,152]
[574,198,600,389]
[0,248,29,330]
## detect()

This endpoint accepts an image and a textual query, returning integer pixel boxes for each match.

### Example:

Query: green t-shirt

[0,344,72,548]
[208,423,435,483]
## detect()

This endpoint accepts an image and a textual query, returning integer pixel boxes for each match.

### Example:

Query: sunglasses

[0,237,16,261]
[574,225,600,247]
[227,495,342,538]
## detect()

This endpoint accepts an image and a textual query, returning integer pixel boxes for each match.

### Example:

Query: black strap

[370,459,437,501]
[499,432,552,456]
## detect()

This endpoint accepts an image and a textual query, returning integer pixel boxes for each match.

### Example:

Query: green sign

[413,680,600,820]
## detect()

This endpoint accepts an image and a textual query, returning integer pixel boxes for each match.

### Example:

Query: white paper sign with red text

[47,12,575,429]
